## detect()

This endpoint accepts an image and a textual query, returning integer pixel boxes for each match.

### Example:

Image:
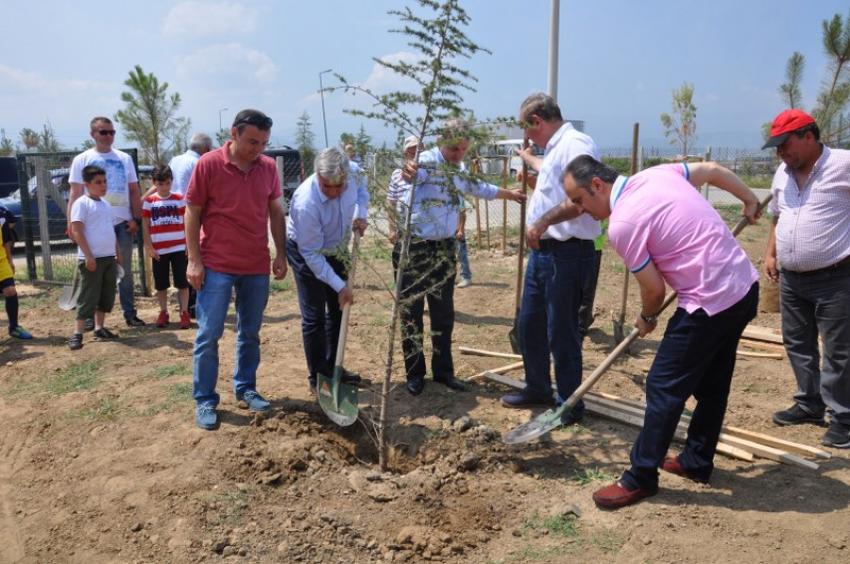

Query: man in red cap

[763,109,850,449]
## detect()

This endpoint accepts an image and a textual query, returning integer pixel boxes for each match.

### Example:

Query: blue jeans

[192,268,270,407]
[518,239,595,405]
[780,263,850,425]
[114,221,136,319]
[621,283,758,489]
[456,236,471,280]
[286,238,347,381]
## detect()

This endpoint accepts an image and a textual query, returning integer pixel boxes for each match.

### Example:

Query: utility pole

[319,69,332,148]
[548,0,560,101]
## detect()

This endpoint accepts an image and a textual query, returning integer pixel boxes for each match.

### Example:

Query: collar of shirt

[544,122,576,156]
[609,175,629,210]
[217,141,261,172]
[782,145,829,189]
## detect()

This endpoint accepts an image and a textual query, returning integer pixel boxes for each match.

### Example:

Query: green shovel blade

[317,369,359,427]
[503,407,567,444]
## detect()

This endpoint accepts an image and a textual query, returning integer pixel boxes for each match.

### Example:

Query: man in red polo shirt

[186,109,288,430]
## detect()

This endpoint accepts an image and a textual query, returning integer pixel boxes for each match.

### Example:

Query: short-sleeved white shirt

[69,148,138,225]
[527,122,601,241]
[71,196,116,259]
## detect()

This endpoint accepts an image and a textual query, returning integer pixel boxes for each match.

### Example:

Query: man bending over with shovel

[287,147,368,393]
[561,156,761,510]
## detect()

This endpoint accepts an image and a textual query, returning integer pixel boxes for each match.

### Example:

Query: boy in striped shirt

[142,165,190,329]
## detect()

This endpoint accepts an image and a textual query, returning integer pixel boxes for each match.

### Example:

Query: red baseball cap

[762,109,816,149]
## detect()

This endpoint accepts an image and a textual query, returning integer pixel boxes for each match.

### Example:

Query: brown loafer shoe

[592,481,658,510]
[661,456,709,484]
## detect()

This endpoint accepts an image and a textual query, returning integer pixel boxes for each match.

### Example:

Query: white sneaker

[457,277,471,288]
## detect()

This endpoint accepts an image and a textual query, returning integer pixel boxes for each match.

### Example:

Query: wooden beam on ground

[469,361,524,382]
[739,338,787,353]
[736,349,784,360]
[742,327,784,345]
[459,346,522,360]
[485,372,753,462]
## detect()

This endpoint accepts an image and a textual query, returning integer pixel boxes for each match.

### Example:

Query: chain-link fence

[10,149,149,294]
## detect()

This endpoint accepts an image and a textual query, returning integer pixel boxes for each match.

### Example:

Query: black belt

[537,237,592,250]
[785,254,850,276]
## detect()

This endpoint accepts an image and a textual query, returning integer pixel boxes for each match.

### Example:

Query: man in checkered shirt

[763,109,850,449]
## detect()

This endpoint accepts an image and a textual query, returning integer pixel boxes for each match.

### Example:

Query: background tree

[114,65,190,164]
[0,129,15,156]
[780,52,805,108]
[79,139,95,151]
[19,128,39,151]
[295,111,316,175]
[354,124,373,162]
[660,82,697,157]
[215,129,230,147]
[37,122,61,152]
[812,12,850,144]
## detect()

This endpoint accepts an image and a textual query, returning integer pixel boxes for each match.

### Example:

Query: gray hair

[438,117,471,144]
[519,92,563,124]
[314,147,349,181]
[189,133,213,153]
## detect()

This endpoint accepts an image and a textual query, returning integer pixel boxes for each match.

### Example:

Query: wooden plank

[736,349,783,360]
[742,327,784,345]
[590,391,830,460]
[468,361,524,382]
[485,373,753,462]
[459,346,522,360]
[739,338,786,352]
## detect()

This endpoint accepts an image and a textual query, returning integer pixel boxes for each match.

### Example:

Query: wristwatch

[640,312,658,325]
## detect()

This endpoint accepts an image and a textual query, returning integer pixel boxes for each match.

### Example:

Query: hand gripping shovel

[317,232,361,427]
[504,194,772,444]
[508,136,530,354]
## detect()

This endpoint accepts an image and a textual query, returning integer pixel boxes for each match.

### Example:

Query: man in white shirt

[68,116,145,328]
[168,133,213,196]
[499,93,600,425]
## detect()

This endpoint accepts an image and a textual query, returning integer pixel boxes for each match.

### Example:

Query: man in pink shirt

[186,109,288,430]
[562,155,760,509]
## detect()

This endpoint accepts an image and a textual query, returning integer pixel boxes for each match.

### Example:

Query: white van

[477,139,544,177]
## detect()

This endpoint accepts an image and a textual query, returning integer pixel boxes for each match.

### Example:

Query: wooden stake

[468,361,524,382]
[459,346,522,360]
[736,349,783,359]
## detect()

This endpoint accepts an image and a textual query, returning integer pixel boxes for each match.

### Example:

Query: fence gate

[13,149,148,295]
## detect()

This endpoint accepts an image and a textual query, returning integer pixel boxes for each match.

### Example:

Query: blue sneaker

[195,405,219,430]
[9,326,33,340]
[236,390,270,412]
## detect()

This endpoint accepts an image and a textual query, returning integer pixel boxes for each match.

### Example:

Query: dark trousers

[780,262,850,425]
[518,238,595,405]
[578,249,602,336]
[621,283,759,489]
[398,238,457,382]
[286,238,347,380]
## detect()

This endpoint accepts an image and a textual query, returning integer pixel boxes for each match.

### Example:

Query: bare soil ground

[1,213,848,564]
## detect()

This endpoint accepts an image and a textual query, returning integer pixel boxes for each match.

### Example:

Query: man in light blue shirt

[287,148,368,391]
[399,118,526,395]
[168,133,213,196]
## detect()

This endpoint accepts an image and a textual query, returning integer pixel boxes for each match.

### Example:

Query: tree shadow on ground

[454,310,514,327]
[0,342,44,365]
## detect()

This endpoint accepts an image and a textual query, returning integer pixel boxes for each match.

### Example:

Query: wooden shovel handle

[333,231,361,371]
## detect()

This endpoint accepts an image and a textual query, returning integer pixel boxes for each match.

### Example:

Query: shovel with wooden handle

[317,231,361,427]
[613,123,640,347]
[504,193,772,444]
[508,136,530,354]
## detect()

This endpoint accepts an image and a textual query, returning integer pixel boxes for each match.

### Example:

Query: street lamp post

[218,107,228,131]
[318,69,332,148]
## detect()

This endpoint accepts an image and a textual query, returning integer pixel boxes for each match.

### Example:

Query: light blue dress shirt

[404,147,499,240]
[168,150,201,196]
[287,172,369,292]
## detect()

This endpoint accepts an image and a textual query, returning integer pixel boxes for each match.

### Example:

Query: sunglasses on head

[234,115,273,129]
[98,129,116,136]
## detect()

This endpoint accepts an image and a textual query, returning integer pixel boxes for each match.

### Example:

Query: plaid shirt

[769,145,850,272]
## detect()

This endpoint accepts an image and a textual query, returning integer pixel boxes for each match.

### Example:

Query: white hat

[403,135,420,150]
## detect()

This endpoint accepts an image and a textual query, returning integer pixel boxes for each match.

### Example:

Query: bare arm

[525,201,583,249]
[686,162,760,223]
[67,183,85,236]
[269,198,288,280]
[70,221,96,271]
[185,204,204,289]
[764,216,779,282]
[516,146,543,171]
[633,261,666,336]
[142,216,158,260]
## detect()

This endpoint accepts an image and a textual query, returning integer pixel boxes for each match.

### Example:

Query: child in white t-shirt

[67,165,121,350]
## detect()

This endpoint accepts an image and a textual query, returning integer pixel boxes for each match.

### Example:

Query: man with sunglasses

[68,116,146,328]
[286,147,368,393]
[400,118,526,395]
[185,109,288,430]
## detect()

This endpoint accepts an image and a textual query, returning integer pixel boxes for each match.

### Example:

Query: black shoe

[341,369,362,385]
[434,375,467,391]
[83,318,95,332]
[559,408,584,426]
[500,389,555,408]
[125,315,146,327]
[822,420,850,448]
[67,333,83,350]
[93,327,120,340]
[406,377,425,396]
[773,404,825,426]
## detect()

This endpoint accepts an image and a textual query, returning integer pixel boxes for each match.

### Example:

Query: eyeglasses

[98,129,116,136]
[234,114,273,129]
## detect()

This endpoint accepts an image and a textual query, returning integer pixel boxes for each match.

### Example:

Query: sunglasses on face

[234,115,273,129]
[98,129,116,136]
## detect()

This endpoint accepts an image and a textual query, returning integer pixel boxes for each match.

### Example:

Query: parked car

[477,139,544,177]
[263,146,303,211]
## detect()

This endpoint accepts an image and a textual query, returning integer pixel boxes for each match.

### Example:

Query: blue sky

[0,0,847,152]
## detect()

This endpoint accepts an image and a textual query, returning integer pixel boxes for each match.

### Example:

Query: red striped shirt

[142,193,186,254]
